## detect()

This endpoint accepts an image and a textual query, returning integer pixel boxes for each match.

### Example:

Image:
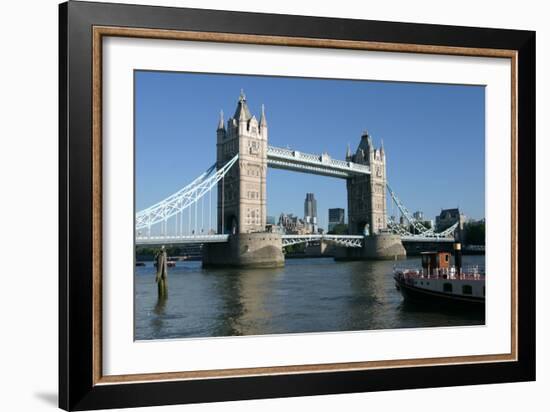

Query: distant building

[266,223,285,234]
[278,213,311,235]
[304,193,318,233]
[413,211,424,221]
[328,208,345,232]
[436,208,467,241]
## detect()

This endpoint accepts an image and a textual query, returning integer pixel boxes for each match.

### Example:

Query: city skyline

[135,71,485,231]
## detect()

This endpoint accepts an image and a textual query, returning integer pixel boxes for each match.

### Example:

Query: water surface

[135,256,485,340]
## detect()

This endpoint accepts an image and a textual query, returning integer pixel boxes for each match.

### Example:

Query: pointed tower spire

[234,89,252,121]
[380,138,385,155]
[260,104,267,127]
[217,110,225,130]
[346,143,352,160]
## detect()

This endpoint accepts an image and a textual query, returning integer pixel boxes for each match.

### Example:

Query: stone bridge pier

[334,233,406,261]
[203,233,284,268]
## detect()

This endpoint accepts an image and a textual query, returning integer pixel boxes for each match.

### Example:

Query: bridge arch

[358,221,370,236]
[225,214,238,235]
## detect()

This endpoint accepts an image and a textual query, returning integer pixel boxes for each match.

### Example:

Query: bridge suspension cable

[386,183,431,234]
[386,183,458,239]
[135,154,239,231]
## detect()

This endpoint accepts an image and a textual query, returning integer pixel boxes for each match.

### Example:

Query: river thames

[135,255,485,340]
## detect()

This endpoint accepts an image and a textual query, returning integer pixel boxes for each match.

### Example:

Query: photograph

[134,71,486,340]
[53,1,537,410]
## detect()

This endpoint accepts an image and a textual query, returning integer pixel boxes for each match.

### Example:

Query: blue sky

[135,71,485,231]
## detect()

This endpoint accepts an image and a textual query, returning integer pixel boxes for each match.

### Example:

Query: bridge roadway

[135,234,364,246]
[136,234,229,245]
[135,233,454,246]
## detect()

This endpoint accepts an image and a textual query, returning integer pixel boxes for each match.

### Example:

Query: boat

[154,261,176,268]
[393,244,484,310]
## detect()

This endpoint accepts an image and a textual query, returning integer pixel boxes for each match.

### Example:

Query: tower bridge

[136,91,458,267]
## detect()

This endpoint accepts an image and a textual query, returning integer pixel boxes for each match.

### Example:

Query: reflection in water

[151,295,167,337]
[135,256,485,340]
[210,270,245,337]
[154,295,167,316]
[206,266,286,336]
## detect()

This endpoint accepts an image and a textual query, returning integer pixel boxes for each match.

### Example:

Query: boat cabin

[421,251,451,276]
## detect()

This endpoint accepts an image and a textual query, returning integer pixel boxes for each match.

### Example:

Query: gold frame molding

[91,26,518,386]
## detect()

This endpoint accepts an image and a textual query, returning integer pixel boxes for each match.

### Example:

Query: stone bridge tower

[216,91,268,234]
[346,131,387,235]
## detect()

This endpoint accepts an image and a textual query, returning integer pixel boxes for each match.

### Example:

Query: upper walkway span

[267,146,371,178]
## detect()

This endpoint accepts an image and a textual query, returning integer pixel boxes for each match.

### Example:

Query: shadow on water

[397,299,485,326]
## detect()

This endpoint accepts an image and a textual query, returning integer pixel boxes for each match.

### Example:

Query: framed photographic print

[59,1,535,410]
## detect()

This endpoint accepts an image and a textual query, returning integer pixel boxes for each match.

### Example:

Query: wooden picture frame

[59,1,535,410]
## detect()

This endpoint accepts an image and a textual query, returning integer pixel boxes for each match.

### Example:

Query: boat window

[462,285,473,295]
[445,254,449,262]
[443,283,452,293]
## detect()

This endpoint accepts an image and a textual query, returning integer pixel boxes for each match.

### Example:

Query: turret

[355,130,373,163]
[250,115,259,129]
[216,110,225,142]
[259,104,268,140]
[234,89,252,132]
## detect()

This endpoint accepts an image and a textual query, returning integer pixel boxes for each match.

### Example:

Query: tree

[284,243,305,254]
[408,220,432,234]
[464,221,485,245]
[327,224,348,235]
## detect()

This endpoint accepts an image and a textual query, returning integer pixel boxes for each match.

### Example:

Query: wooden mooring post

[155,245,168,298]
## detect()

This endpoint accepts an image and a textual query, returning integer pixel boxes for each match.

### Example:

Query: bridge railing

[281,234,364,248]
